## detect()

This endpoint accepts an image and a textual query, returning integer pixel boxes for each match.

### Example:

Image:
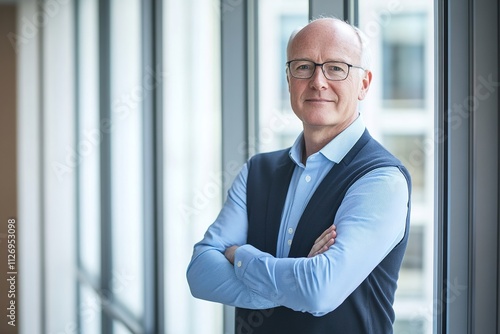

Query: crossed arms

[186,163,408,316]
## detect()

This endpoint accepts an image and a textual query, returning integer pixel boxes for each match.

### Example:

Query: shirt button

[287,240,292,246]
[236,261,242,267]
[288,228,294,234]
[305,175,311,182]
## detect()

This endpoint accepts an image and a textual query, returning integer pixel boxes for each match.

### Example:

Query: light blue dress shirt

[187,116,409,316]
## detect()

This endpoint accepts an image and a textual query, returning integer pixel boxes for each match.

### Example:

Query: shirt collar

[289,115,366,165]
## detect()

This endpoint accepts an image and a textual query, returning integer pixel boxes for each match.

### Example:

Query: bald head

[287,18,370,70]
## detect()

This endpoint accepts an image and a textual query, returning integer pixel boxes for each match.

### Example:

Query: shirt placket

[282,156,320,257]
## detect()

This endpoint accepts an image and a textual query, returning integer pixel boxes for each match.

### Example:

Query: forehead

[289,20,361,62]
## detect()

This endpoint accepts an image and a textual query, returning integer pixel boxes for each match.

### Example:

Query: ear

[358,70,372,100]
[286,69,291,92]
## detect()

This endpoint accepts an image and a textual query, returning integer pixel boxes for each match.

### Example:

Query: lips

[305,98,335,103]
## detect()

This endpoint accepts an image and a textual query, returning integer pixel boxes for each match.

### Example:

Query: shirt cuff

[233,244,265,280]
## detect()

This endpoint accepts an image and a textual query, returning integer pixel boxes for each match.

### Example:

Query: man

[187,17,411,334]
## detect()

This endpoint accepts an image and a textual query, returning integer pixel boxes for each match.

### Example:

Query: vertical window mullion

[141,0,164,332]
[309,0,345,19]
[98,0,113,332]
[443,0,472,333]
[221,1,250,333]
[434,2,448,334]
[154,0,165,329]
[74,0,82,331]
[141,0,154,331]
[433,0,478,332]
[469,0,499,332]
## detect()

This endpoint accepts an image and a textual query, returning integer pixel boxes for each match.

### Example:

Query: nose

[309,64,328,90]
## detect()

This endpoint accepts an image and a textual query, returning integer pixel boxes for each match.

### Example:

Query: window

[253,2,435,334]
[77,0,100,283]
[382,13,427,108]
[382,134,427,201]
[76,0,153,331]
[359,2,434,333]
[394,318,426,334]
[73,0,435,333]
[78,284,102,334]
[76,0,101,331]
[398,225,426,296]
[109,0,145,319]
[163,0,222,333]
[256,0,308,154]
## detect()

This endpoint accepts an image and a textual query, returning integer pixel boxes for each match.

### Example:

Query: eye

[327,65,345,72]
[295,63,312,71]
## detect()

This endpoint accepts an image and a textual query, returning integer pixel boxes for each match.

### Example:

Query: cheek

[337,81,360,101]
[288,83,303,101]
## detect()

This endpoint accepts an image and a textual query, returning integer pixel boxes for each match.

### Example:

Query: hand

[307,225,336,258]
[225,245,239,264]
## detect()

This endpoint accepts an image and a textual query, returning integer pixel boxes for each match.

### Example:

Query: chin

[303,118,339,128]
[302,112,339,126]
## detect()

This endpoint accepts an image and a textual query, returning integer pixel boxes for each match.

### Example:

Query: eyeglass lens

[288,60,349,81]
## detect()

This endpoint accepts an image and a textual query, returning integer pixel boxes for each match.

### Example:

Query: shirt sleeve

[186,163,278,309]
[232,166,409,316]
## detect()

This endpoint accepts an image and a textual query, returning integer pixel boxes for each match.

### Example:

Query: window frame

[435,0,499,333]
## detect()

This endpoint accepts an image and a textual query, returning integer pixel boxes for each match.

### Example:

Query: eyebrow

[288,58,350,63]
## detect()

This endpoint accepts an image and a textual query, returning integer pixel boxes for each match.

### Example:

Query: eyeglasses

[286,60,365,81]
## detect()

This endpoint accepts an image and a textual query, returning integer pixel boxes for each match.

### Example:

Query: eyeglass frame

[286,59,366,81]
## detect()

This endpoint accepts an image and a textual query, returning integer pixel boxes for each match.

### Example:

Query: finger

[310,237,335,257]
[308,241,323,258]
[314,224,336,244]
[314,225,333,243]
[308,225,337,257]
[315,226,337,246]
[308,230,336,257]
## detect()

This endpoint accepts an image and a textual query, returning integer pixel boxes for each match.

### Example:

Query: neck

[301,130,333,163]
[301,115,358,164]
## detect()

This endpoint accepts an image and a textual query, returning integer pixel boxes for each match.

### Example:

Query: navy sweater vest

[235,130,412,334]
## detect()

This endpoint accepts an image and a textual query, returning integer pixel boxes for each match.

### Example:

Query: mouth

[305,98,335,103]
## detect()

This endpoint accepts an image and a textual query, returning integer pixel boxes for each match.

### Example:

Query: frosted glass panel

[110,0,144,319]
[163,0,222,333]
[78,0,100,280]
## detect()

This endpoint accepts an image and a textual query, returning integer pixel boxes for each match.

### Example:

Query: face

[287,19,372,136]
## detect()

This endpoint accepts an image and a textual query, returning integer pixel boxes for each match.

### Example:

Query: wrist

[224,245,239,264]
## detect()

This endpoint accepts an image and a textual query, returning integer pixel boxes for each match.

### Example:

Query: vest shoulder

[339,132,410,181]
[354,135,403,166]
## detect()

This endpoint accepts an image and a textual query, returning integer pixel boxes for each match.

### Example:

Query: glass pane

[110,0,144,319]
[163,0,222,333]
[257,0,308,154]
[394,318,426,334]
[255,1,434,333]
[113,320,134,334]
[78,284,101,334]
[382,13,427,108]
[77,0,100,279]
[359,2,435,334]
[382,134,426,202]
